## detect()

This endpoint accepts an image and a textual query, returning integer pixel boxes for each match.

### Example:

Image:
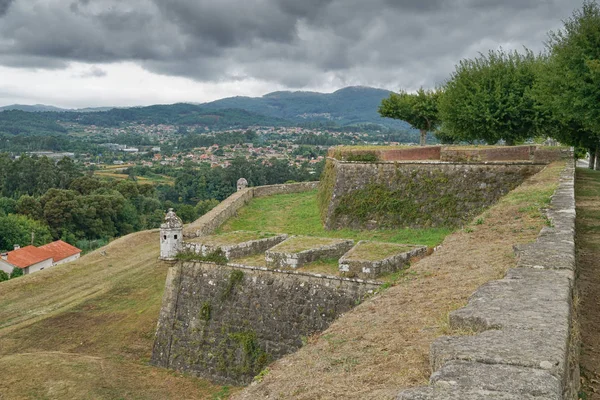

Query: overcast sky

[0,0,579,108]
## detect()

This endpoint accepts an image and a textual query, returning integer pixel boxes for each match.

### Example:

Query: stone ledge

[265,237,355,269]
[398,386,556,400]
[430,328,568,382]
[430,361,561,399]
[182,233,288,260]
[338,240,427,279]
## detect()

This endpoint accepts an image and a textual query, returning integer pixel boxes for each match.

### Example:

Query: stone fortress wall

[320,145,571,231]
[151,261,379,385]
[398,160,578,400]
[154,147,579,396]
[153,180,380,385]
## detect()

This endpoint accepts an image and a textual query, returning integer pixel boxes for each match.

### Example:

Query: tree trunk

[595,147,600,171]
[590,147,596,169]
[420,130,427,146]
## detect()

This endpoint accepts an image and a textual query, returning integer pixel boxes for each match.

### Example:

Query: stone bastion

[152,148,579,397]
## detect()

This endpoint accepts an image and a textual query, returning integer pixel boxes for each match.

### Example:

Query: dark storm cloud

[0,0,14,16]
[0,0,578,90]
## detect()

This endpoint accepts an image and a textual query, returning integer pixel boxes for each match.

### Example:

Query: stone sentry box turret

[237,177,248,191]
[160,208,183,260]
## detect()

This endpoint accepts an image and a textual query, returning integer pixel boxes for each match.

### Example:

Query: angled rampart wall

[321,160,545,230]
[151,262,379,385]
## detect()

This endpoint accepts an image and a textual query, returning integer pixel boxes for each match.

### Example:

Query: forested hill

[202,86,411,129]
[0,86,412,135]
[0,106,292,135]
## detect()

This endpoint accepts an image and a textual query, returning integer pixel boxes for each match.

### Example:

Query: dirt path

[576,168,600,399]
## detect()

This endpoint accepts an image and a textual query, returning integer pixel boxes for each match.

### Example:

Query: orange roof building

[39,240,82,264]
[0,240,81,276]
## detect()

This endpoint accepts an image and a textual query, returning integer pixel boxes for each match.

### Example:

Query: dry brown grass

[234,162,564,400]
[0,230,236,399]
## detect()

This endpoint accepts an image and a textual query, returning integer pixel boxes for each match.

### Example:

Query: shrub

[10,267,23,279]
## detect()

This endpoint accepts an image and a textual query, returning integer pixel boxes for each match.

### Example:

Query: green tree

[534,1,600,168]
[16,195,43,220]
[379,88,440,146]
[439,49,540,145]
[0,214,52,251]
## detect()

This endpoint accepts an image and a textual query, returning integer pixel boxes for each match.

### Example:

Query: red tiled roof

[6,246,52,269]
[38,240,81,263]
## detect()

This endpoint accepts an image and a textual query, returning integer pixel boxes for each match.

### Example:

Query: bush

[10,267,23,279]
[0,270,9,282]
[345,153,379,162]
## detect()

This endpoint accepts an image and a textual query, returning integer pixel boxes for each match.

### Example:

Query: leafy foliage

[10,267,23,279]
[379,88,441,145]
[439,49,540,145]
[534,1,600,150]
[0,214,52,252]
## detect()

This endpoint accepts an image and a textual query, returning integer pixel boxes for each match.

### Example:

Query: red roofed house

[0,240,81,276]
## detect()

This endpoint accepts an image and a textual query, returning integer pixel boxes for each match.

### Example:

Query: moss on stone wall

[333,169,459,228]
[317,159,337,224]
[323,161,544,230]
[220,269,244,301]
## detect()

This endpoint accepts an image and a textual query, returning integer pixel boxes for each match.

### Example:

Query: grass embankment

[235,161,564,400]
[575,168,600,398]
[219,190,450,248]
[187,231,276,246]
[0,230,235,399]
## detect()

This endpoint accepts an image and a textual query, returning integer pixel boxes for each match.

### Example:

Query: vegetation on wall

[317,160,337,224]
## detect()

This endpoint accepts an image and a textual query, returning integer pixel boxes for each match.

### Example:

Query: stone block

[431,329,569,381]
[338,240,427,278]
[429,360,561,399]
[449,268,572,333]
[397,386,550,400]
[265,236,354,269]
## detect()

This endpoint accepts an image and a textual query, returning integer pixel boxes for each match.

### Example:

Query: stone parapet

[396,161,578,400]
[265,237,354,269]
[182,234,288,260]
[339,241,427,279]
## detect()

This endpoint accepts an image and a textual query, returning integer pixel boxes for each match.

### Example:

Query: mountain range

[0,86,411,132]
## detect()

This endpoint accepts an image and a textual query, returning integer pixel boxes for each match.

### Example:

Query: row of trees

[0,154,322,251]
[380,1,600,166]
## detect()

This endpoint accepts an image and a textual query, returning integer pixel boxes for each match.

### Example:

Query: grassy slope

[235,162,564,400]
[219,190,450,247]
[575,168,600,398]
[0,230,234,400]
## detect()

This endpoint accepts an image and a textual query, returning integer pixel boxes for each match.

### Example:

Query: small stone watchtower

[160,208,183,260]
[237,178,248,191]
